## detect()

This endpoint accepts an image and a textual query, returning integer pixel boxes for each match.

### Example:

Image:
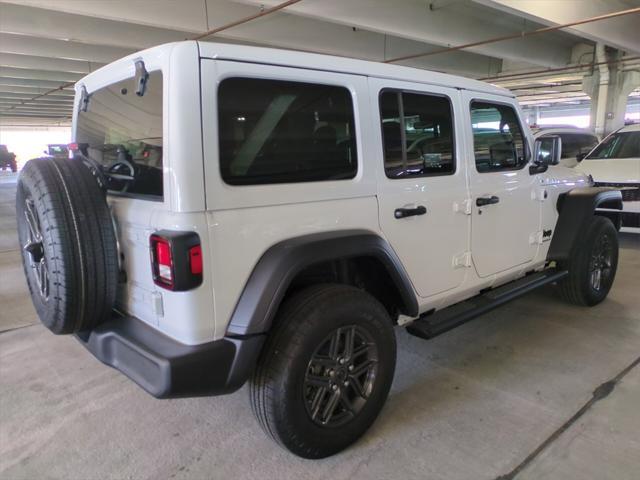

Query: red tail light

[153,236,173,286]
[150,232,202,291]
[189,245,202,275]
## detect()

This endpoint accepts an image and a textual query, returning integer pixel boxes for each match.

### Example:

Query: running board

[405,269,568,340]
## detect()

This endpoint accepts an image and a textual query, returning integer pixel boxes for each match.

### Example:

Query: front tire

[250,284,396,459]
[558,215,618,306]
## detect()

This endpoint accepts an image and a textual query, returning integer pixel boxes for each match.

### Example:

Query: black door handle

[476,196,500,207]
[394,205,427,219]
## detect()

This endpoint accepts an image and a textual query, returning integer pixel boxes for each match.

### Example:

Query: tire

[16,157,119,334]
[558,215,618,306]
[250,284,396,459]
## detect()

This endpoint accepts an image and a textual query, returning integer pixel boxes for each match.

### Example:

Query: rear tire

[16,157,119,334]
[558,215,618,306]
[250,284,396,459]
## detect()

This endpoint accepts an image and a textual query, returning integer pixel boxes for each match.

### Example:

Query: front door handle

[476,196,500,207]
[394,205,427,219]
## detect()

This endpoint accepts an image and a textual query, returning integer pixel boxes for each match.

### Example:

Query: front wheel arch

[548,187,622,262]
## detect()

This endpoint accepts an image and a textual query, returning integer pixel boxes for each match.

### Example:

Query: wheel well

[284,257,405,323]
[595,197,623,231]
[595,209,622,231]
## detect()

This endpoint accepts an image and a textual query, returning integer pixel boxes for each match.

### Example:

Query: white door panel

[370,79,470,298]
[462,92,541,277]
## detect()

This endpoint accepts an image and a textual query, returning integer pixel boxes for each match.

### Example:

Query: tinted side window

[559,134,580,159]
[470,102,526,172]
[380,90,455,178]
[578,134,599,154]
[218,78,357,185]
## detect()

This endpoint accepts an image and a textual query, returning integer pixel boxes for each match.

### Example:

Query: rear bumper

[76,314,264,399]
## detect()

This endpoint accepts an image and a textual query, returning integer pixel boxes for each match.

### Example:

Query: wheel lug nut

[339,358,345,365]
[332,384,338,391]
[343,381,349,387]
[348,365,354,371]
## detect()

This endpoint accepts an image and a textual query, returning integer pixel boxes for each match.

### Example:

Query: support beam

[0,67,82,83]
[0,92,74,101]
[0,53,104,74]
[0,3,191,50]
[0,85,74,96]
[0,112,70,118]
[0,107,72,116]
[239,0,577,67]
[472,0,640,55]
[0,2,504,78]
[0,76,76,89]
[0,33,134,64]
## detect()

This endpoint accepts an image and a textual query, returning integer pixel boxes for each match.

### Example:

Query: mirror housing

[532,135,562,174]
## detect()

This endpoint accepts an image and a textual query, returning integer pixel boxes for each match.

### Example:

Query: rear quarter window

[217,78,358,185]
[76,71,163,200]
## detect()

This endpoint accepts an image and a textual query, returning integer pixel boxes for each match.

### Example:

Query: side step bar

[405,269,568,340]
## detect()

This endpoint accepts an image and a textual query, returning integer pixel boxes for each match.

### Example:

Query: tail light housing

[150,231,203,291]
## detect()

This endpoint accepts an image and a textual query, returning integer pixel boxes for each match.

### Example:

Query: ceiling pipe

[480,56,640,82]
[385,7,640,64]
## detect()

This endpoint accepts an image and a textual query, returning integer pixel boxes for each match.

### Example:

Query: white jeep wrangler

[16,42,623,459]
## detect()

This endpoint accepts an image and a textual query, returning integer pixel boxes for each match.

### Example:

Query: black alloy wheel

[303,325,379,427]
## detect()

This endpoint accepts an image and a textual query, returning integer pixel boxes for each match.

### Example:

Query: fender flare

[225,230,419,336]
[547,186,622,262]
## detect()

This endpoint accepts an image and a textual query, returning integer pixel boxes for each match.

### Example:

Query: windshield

[587,131,640,160]
[75,71,163,199]
[48,145,68,155]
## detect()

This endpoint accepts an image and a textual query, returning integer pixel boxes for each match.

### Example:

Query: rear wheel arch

[225,231,418,337]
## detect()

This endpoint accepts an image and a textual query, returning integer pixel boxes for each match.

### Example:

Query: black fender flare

[547,186,622,262]
[225,230,419,336]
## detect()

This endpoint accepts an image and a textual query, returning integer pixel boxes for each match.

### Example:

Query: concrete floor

[1,172,639,480]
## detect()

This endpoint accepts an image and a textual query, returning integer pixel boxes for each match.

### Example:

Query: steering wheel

[407,138,425,157]
[107,146,137,191]
[108,159,135,177]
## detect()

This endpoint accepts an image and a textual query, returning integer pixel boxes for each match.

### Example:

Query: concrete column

[609,70,640,131]
[525,106,539,126]
[582,44,640,136]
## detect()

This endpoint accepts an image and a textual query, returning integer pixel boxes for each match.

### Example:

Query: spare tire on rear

[16,157,119,334]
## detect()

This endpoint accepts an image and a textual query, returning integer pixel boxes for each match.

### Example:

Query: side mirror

[532,135,562,174]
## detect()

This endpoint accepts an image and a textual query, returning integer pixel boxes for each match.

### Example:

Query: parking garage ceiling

[0,0,639,124]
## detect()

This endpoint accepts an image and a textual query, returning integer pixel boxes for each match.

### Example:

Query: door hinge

[532,188,548,202]
[452,251,472,269]
[453,199,472,215]
[529,231,544,245]
[530,229,553,245]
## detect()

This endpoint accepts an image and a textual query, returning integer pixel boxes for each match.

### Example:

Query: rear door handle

[476,196,500,207]
[394,205,427,219]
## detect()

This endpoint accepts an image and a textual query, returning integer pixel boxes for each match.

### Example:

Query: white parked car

[575,123,640,229]
[16,42,623,458]
[532,126,599,168]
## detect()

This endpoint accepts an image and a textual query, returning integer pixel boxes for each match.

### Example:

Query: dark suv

[0,145,17,172]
